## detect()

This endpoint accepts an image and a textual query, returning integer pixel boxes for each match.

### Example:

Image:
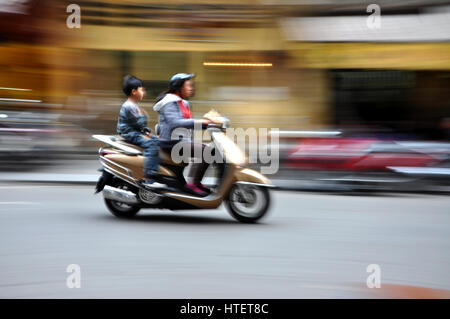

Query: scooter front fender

[234,168,275,188]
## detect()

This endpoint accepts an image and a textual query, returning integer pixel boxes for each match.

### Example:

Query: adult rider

[153,73,213,196]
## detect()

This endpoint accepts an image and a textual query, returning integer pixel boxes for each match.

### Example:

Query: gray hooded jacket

[153,93,195,142]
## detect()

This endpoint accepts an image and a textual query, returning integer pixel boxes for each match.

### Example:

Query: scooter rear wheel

[225,184,271,223]
[104,180,141,218]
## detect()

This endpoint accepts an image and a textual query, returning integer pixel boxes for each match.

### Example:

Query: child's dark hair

[122,75,144,96]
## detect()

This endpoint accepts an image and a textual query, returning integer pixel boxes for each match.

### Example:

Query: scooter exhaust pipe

[103,185,139,204]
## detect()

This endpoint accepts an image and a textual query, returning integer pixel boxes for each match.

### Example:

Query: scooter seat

[114,137,186,166]
[160,149,188,166]
[114,138,144,153]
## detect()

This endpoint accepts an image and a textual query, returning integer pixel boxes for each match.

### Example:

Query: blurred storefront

[281,4,450,139]
[47,0,292,133]
[1,0,449,141]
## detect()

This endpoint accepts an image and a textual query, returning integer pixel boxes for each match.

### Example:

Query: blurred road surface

[0,183,449,298]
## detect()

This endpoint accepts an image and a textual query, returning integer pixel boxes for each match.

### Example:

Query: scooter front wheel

[225,184,271,223]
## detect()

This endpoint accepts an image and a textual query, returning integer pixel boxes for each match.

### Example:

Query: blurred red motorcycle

[280,133,450,192]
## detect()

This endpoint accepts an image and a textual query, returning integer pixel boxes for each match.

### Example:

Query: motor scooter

[93,110,274,223]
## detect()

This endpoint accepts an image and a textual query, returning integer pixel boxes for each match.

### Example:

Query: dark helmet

[169,73,195,92]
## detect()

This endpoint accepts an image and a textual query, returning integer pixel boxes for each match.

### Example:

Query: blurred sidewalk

[0,158,344,190]
[0,159,449,193]
[0,159,100,184]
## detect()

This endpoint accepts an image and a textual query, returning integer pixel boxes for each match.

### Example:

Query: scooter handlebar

[206,123,223,129]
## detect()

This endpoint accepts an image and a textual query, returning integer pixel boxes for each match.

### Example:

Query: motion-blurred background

[1,0,449,192]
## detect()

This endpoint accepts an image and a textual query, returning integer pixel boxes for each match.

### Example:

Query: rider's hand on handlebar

[198,119,212,128]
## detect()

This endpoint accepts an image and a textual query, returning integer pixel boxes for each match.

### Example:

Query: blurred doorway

[330,69,415,138]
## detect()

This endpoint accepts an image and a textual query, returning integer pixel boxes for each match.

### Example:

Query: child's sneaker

[141,179,167,189]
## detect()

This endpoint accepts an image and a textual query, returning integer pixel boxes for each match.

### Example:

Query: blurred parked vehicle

[0,110,90,168]
[278,130,450,192]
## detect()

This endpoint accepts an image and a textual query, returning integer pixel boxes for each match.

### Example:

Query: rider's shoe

[185,182,207,196]
[141,179,167,189]
[194,182,211,194]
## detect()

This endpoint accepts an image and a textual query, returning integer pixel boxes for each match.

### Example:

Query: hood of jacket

[153,93,187,112]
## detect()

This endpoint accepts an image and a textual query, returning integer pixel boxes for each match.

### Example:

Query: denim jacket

[117,100,151,137]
